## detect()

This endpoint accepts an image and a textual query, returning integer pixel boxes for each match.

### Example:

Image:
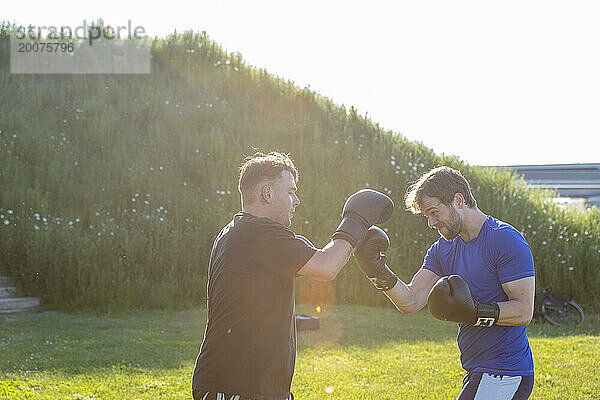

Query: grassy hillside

[1,25,599,311]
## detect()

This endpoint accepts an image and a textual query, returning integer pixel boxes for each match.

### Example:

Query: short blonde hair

[238,151,298,204]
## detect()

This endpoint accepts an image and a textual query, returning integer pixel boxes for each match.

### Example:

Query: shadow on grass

[0,305,597,376]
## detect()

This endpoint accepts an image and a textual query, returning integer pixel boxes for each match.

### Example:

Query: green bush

[1,25,599,311]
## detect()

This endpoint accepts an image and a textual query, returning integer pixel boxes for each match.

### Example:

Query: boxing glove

[354,226,399,291]
[427,275,500,327]
[332,189,394,247]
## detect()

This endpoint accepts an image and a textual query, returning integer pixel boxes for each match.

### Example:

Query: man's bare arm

[297,239,353,281]
[383,268,440,313]
[497,276,535,326]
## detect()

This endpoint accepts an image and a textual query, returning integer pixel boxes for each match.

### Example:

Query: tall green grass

[1,23,599,311]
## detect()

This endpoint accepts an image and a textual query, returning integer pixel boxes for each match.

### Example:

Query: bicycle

[534,287,584,327]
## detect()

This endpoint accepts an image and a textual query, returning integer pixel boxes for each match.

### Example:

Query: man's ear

[261,184,273,204]
[453,193,465,208]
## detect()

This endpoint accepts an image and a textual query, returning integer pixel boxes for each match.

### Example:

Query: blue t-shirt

[422,216,535,376]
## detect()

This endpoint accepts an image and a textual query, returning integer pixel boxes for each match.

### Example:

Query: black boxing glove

[427,275,500,327]
[354,226,399,291]
[332,189,394,247]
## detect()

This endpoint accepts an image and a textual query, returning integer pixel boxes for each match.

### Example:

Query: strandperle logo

[10,20,151,74]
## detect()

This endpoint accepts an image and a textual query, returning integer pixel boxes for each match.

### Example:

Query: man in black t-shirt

[192,151,394,400]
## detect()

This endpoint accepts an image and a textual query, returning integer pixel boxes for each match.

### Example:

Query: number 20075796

[17,42,74,53]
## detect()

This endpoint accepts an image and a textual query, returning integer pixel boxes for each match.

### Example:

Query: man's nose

[293,194,300,207]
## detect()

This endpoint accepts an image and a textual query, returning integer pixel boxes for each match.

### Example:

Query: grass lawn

[1,305,598,399]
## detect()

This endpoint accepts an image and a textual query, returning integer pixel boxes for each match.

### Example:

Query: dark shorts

[192,390,294,400]
[457,372,534,400]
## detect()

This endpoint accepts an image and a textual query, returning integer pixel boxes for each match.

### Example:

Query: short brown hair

[405,166,476,214]
[238,151,298,204]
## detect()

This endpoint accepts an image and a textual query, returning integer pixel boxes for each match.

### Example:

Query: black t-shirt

[192,212,317,400]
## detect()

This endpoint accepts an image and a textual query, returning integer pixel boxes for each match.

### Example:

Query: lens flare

[315,305,322,313]
[325,386,334,394]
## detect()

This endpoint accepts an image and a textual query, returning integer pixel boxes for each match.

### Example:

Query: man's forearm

[323,239,354,275]
[383,279,424,313]
[298,239,353,281]
[497,299,534,326]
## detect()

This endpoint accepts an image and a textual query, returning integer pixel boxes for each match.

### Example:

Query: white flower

[165,100,169,105]
[4,220,9,225]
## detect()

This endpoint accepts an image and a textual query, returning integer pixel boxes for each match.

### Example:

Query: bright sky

[6,0,600,166]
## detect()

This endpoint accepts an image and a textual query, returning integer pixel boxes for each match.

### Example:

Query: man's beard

[438,208,462,240]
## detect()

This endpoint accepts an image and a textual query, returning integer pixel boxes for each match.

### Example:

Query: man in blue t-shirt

[354,166,535,399]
